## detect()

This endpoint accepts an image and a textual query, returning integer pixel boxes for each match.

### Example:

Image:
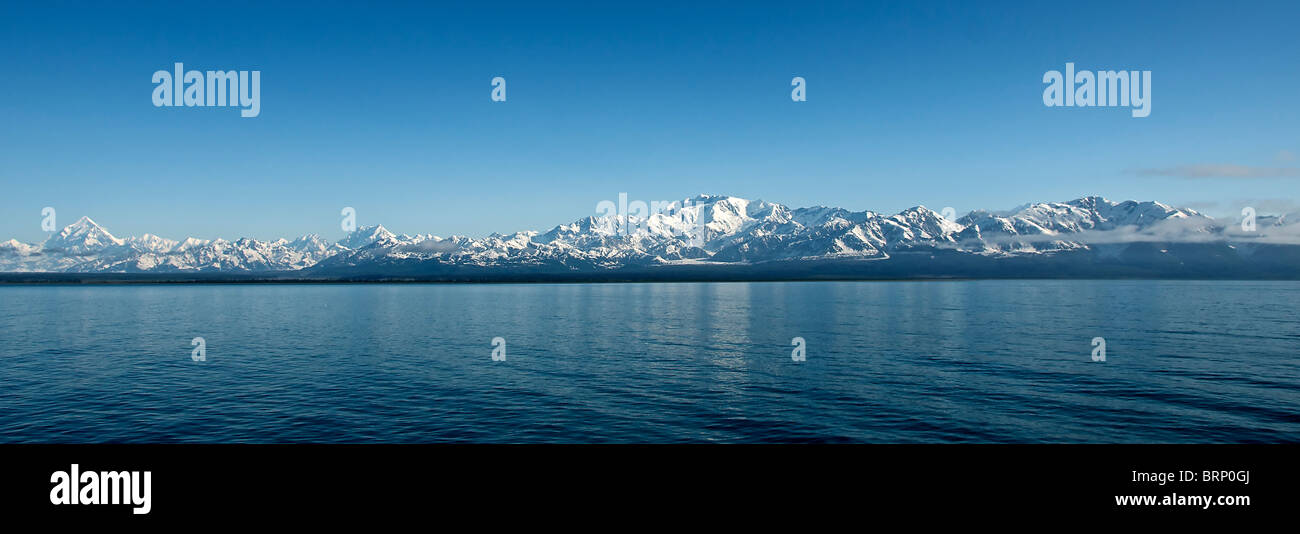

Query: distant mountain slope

[2,196,1298,280]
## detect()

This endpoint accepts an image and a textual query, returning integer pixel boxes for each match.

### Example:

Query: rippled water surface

[1,281,1297,443]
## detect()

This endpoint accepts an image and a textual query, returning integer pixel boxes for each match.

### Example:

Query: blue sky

[2,0,1298,243]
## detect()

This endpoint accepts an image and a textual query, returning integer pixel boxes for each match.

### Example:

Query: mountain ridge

[2,195,1297,279]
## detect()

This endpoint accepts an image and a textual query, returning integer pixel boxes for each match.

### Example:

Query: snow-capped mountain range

[2,195,1298,277]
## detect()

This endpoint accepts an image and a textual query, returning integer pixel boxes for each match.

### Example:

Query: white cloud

[1137,164,1300,178]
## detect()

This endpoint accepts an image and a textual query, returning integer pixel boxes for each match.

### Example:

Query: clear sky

[2,0,1298,243]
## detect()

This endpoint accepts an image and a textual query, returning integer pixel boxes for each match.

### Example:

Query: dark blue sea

[1,280,1297,443]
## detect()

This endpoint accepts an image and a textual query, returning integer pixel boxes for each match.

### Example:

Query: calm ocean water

[0,280,1297,443]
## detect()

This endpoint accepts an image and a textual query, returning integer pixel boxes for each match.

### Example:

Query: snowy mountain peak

[0,239,37,255]
[70,215,98,227]
[338,225,397,250]
[287,234,331,253]
[129,233,180,253]
[43,216,125,254]
[61,216,108,235]
[1071,195,1111,207]
[175,237,211,251]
